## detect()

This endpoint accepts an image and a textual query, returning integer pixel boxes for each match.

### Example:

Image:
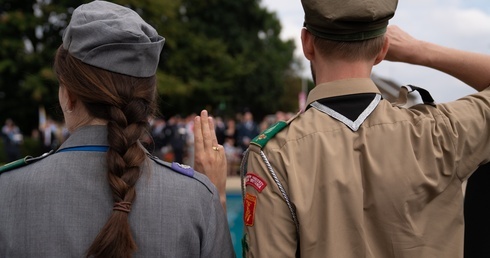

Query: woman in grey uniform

[0,1,234,257]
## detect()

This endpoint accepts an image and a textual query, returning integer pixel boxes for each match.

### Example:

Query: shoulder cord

[240,149,249,203]
[1,146,108,174]
[259,150,300,233]
[240,148,300,233]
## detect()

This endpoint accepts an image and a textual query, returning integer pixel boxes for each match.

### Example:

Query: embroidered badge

[171,162,194,177]
[245,173,267,193]
[244,193,257,227]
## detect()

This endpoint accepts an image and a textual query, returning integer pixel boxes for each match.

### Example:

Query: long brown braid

[54,46,157,258]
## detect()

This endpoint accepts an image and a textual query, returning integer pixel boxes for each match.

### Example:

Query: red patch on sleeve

[244,193,257,227]
[245,173,267,193]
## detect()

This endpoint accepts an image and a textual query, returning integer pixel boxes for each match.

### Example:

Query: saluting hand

[384,25,425,65]
[193,110,228,211]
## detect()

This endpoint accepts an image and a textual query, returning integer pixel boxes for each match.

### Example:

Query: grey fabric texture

[62,0,165,77]
[0,125,235,257]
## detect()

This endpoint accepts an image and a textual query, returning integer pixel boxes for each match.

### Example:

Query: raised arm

[385,25,490,92]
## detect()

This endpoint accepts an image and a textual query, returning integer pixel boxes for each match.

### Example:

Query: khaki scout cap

[301,0,398,41]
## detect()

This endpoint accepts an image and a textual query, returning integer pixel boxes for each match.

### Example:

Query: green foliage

[0,0,303,134]
[0,0,76,132]
[21,136,43,157]
[159,0,299,119]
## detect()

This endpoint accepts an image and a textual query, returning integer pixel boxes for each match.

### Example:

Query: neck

[312,59,374,85]
[64,105,108,133]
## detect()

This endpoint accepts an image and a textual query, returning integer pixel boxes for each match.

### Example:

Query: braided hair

[54,46,157,258]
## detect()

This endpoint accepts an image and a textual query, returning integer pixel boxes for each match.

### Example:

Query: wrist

[219,194,227,212]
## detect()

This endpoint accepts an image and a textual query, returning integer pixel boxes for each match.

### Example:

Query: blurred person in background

[39,118,59,153]
[185,113,196,166]
[224,117,237,144]
[168,115,187,164]
[236,111,259,152]
[214,116,226,145]
[149,117,168,158]
[1,118,22,162]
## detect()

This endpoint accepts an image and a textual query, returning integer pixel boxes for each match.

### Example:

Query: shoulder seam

[147,154,195,177]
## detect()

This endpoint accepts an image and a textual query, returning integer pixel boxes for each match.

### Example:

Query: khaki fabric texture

[244,78,490,257]
[301,0,398,41]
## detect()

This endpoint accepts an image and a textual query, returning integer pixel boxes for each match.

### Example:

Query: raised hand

[193,110,228,210]
[384,25,423,64]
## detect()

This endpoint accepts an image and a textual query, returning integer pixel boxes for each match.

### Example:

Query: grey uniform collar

[59,125,109,150]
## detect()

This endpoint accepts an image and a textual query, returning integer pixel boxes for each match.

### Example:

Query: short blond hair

[313,35,385,61]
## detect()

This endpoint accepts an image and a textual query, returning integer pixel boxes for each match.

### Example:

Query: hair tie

[113,201,132,213]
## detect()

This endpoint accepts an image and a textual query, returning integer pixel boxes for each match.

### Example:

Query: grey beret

[62,0,165,77]
[301,0,398,41]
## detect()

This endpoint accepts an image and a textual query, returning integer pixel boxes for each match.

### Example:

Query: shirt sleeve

[244,146,298,258]
[436,87,490,180]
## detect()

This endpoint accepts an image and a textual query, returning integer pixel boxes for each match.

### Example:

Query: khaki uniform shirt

[243,78,490,257]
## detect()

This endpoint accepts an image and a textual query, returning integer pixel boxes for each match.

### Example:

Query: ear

[374,36,390,65]
[301,28,315,61]
[59,86,77,112]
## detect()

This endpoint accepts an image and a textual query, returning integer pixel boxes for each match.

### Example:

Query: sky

[260,0,490,102]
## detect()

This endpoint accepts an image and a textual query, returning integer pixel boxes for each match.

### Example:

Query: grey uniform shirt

[0,125,235,258]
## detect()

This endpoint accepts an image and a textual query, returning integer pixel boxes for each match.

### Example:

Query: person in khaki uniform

[238,0,490,257]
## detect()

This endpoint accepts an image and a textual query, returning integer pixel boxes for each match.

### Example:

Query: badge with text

[245,173,267,193]
[244,193,257,227]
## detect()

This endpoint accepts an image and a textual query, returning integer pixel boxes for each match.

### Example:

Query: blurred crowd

[1,110,296,175]
[1,118,69,163]
[147,110,296,176]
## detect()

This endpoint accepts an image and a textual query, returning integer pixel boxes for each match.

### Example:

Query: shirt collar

[306,78,381,107]
[59,125,108,150]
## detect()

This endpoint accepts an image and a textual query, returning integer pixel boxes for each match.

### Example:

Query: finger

[208,116,219,148]
[200,110,213,150]
[193,115,204,155]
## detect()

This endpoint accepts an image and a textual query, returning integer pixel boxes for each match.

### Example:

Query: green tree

[0,0,301,134]
[0,0,80,133]
[160,0,299,119]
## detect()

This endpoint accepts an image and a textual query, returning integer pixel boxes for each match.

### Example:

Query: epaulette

[395,84,436,107]
[147,154,194,177]
[0,150,54,175]
[250,112,300,149]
